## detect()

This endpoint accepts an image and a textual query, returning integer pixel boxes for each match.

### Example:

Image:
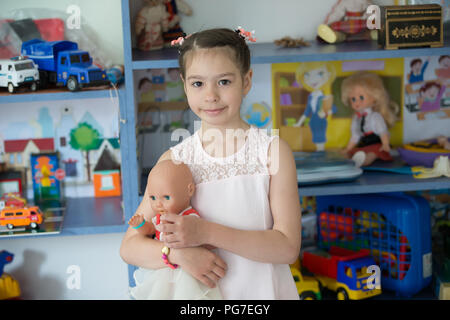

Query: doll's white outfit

[170,125,299,300]
[129,207,223,300]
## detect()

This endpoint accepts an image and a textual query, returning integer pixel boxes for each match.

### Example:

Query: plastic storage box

[316,193,432,297]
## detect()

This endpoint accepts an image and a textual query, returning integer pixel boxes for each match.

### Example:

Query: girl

[341,71,397,167]
[120,28,301,300]
[294,62,337,151]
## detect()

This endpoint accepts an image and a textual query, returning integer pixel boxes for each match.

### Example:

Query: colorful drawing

[30,152,61,203]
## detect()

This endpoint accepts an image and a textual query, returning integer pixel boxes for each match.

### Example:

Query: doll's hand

[171,246,227,289]
[318,110,327,118]
[157,213,206,248]
[128,214,144,228]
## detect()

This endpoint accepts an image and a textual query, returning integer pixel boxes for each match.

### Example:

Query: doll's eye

[360,95,364,101]
[150,196,156,200]
[319,71,324,76]
[351,97,356,102]
[164,195,170,200]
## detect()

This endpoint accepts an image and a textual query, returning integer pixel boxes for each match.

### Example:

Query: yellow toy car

[290,265,322,300]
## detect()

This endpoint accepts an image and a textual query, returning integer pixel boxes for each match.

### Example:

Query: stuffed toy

[162,0,192,47]
[317,0,377,44]
[135,0,169,51]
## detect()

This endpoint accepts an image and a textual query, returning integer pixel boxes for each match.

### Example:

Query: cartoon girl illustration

[294,62,337,151]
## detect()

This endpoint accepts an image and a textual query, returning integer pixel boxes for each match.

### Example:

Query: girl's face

[441,57,450,68]
[348,85,375,112]
[424,85,439,100]
[303,66,331,91]
[182,48,252,128]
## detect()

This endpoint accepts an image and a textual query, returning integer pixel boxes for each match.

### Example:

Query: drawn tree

[69,122,100,182]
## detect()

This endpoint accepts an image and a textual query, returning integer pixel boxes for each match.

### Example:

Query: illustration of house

[92,147,121,198]
[3,138,55,183]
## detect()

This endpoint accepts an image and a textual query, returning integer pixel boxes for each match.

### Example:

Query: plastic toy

[341,71,397,167]
[128,160,222,300]
[302,246,382,300]
[0,205,44,230]
[317,0,377,44]
[290,263,322,300]
[135,0,170,51]
[316,193,432,297]
[398,138,450,167]
[0,251,21,299]
[0,56,39,93]
[0,192,26,208]
[21,39,109,91]
[411,156,450,179]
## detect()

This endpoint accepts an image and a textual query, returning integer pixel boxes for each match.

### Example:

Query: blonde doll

[341,71,397,167]
[294,62,337,151]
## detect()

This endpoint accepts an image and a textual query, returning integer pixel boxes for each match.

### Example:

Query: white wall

[1,233,129,300]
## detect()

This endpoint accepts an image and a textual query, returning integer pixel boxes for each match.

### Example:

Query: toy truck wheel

[29,222,38,229]
[67,76,80,91]
[300,291,317,300]
[39,71,48,89]
[6,224,14,230]
[30,82,37,91]
[7,83,14,93]
[336,288,349,300]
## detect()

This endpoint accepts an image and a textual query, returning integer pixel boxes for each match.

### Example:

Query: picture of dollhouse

[92,145,121,198]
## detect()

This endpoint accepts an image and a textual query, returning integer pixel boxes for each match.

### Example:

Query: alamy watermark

[66,5,81,30]
[66,264,81,290]
[366,5,381,30]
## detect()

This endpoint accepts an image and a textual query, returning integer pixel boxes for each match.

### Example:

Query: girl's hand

[157,214,207,248]
[171,246,227,289]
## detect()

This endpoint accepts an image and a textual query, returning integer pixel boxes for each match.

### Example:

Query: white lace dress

[170,126,299,300]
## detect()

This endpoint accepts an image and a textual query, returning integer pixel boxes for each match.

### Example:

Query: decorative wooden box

[378,4,443,50]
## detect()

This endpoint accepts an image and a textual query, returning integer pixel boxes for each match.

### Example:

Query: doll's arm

[128,213,155,236]
[294,114,306,127]
[379,132,391,152]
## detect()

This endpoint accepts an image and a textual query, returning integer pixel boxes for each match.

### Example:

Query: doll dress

[170,125,299,300]
[129,207,223,300]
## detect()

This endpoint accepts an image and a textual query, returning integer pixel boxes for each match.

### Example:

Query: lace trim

[171,127,278,184]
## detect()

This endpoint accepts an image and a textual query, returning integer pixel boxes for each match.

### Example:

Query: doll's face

[303,66,331,91]
[147,161,194,215]
[348,85,375,112]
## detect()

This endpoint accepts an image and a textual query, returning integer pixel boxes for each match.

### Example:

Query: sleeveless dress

[129,207,223,300]
[170,125,299,300]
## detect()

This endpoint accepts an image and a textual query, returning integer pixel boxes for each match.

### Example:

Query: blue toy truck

[21,39,109,91]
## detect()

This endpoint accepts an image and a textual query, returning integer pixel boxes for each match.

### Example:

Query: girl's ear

[243,69,253,96]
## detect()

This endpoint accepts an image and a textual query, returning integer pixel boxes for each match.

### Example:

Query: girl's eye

[218,79,231,86]
[150,196,156,200]
[164,195,170,200]
[191,81,203,88]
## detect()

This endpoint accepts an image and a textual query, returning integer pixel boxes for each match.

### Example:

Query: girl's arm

[119,150,227,288]
[160,139,302,265]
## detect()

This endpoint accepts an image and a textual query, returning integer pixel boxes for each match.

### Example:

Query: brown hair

[419,81,441,95]
[177,28,251,79]
[341,71,397,127]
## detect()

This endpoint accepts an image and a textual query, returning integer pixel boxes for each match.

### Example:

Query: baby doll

[128,160,222,300]
[317,0,377,44]
[135,0,169,51]
[341,71,397,167]
[162,0,193,47]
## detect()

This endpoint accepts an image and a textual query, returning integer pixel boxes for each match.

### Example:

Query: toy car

[0,205,44,230]
[0,56,39,93]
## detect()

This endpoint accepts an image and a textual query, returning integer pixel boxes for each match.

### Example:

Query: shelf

[0,196,127,240]
[131,38,450,70]
[0,85,124,104]
[299,171,450,197]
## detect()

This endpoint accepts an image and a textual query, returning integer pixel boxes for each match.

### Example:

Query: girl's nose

[204,85,219,103]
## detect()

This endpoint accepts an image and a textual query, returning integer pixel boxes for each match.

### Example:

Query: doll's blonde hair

[341,71,397,127]
[295,62,336,95]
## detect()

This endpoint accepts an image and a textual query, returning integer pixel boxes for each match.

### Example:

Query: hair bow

[236,26,256,42]
[171,36,185,46]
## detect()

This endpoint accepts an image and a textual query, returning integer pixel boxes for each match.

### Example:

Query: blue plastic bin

[316,193,432,297]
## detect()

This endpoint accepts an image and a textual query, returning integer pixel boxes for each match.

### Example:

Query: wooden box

[378,4,443,50]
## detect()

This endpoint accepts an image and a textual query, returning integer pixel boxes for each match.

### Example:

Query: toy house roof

[4,138,54,153]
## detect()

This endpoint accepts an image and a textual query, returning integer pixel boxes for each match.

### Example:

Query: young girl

[341,71,397,167]
[120,28,301,300]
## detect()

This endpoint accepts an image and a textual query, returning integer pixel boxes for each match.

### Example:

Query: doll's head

[296,62,336,94]
[419,81,441,101]
[177,28,251,80]
[341,71,397,127]
[147,160,195,215]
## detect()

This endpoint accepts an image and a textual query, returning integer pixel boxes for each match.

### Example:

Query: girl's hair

[177,28,251,79]
[341,71,397,127]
